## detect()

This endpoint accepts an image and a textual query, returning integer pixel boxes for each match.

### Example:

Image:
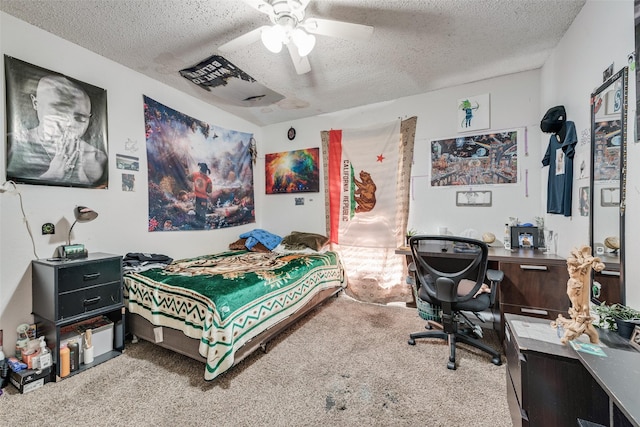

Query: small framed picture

[631,325,640,351]
[518,232,534,248]
[510,226,539,248]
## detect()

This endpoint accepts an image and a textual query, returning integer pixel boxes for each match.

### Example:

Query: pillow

[282,231,329,251]
[228,238,271,253]
[229,238,248,250]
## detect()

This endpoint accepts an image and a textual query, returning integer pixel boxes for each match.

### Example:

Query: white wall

[261,71,543,242]
[0,13,263,351]
[540,0,638,309]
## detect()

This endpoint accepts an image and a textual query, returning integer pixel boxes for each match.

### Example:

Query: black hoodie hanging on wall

[541,106,577,216]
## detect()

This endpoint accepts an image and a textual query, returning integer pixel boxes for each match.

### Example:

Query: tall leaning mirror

[590,66,627,305]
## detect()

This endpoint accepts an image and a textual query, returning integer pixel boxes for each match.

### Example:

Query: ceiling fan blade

[286,42,311,75]
[303,18,373,41]
[240,0,275,17]
[297,0,311,10]
[218,26,268,53]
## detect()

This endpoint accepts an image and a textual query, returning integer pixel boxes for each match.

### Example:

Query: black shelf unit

[31,252,125,380]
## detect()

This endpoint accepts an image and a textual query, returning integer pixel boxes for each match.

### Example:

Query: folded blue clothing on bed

[239,229,283,250]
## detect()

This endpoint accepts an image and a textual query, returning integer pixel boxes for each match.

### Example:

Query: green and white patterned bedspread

[123,250,344,380]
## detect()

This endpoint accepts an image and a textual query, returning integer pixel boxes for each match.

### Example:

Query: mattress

[123,250,344,380]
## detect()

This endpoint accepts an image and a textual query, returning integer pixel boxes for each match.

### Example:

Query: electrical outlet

[42,223,55,235]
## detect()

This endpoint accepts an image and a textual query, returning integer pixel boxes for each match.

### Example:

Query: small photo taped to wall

[122,173,135,192]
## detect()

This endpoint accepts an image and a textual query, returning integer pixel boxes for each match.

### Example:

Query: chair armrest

[486,269,504,283]
[485,269,504,306]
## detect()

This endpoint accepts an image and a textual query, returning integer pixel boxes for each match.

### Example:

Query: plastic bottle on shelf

[68,340,80,372]
[60,344,70,378]
[504,223,511,250]
[37,338,52,369]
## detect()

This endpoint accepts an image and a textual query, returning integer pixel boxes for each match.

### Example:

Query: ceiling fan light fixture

[292,28,315,57]
[261,25,285,53]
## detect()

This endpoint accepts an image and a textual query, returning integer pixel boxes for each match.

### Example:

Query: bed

[123,248,344,380]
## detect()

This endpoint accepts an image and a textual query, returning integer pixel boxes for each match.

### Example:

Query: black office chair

[407,235,503,369]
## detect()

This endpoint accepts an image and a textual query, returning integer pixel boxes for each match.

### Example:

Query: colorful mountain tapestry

[143,96,255,231]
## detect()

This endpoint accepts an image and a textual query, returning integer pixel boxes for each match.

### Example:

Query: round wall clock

[287,127,296,141]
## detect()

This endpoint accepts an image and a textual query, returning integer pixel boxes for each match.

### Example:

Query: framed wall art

[265,147,320,194]
[455,190,492,207]
[4,56,109,188]
[431,128,522,187]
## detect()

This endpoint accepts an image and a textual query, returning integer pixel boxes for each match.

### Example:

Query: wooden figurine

[551,245,604,344]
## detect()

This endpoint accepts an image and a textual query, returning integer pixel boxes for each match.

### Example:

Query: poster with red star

[328,120,401,248]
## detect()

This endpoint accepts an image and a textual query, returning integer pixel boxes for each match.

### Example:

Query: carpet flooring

[0,295,511,426]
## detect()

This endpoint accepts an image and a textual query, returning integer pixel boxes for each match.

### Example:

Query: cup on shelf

[83,346,94,364]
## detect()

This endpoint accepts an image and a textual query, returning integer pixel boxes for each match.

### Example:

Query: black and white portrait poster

[4,56,109,188]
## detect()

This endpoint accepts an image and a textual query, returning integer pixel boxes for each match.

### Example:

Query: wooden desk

[397,245,622,337]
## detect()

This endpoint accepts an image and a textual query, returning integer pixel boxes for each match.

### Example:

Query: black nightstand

[32,252,125,380]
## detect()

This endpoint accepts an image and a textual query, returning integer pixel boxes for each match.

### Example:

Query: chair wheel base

[447,361,456,370]
[408,338,416,345]
[491,357,502,366]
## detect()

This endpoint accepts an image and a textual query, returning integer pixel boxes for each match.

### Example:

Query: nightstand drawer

[58,282,122,320]
[58,258,122,293]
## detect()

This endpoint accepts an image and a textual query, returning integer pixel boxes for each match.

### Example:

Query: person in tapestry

[6,74,107,186]
[541,105,577,217]
[188,162,213,228]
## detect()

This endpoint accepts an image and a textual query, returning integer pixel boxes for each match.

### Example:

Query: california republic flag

[328,120,402,248]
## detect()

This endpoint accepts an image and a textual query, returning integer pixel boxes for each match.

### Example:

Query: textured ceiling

[0,0,586,126]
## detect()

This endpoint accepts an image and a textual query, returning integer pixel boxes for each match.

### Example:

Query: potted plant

[592,302,640,339]
[405,228,418,246]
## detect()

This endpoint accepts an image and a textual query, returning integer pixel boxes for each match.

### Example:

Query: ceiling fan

[218,0,374,75]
